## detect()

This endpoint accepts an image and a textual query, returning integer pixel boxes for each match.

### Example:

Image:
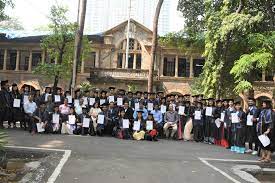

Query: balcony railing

[89,68,158,81]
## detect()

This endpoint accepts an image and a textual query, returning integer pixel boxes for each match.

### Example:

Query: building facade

[85,0,170,35]
[0,19,274,105]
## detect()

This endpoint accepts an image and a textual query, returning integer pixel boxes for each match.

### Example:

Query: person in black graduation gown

[245,97,260,155]
[224,99,236,149]
[233,101,246,154]
[126,91,135,109]
[213,99,223,145]
[10,83,23,128]
[193,101,204,142]
[41,86,52,102]
[203,98,216,144]
[106,101,119,136]
[96,103,110,136]
[0,80,11,128]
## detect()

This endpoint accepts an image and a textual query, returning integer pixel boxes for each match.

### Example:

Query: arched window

[117,38,142,69]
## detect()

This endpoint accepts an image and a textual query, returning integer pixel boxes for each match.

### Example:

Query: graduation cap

[192,94,199,97]
[148,112,153,116]
[118,89,126,94]
[262,99,272,105]
[207,98,215,101]
[11,83,17,87]
[45,86,52,91]
[198,94,204,98]
[135,91,142,94]
[100,90,107,94]
[197,101,203,105]
[39,101,46,106]
[184,101,191,104]
[109,86,116,90]
[137,110,144,114]
[227,99,234,102]
[54,104,59,108]
[157,91,164,94]
[65,91,70,94]
[148,92,156,95]
[127,91,133,94]
[184,94,191,96]
[1,80,8,87]
[143,91,148,95]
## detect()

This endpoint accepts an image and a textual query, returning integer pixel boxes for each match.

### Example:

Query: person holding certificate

[151,104,163,137]
[257,100,273,163]
[144,113,158,141]
[96,103,110,136]
[203,98,215,144]
[0,80,11,129]
[224,99,236,149]
[115,109,131,139]
[245,97,260,155]
[10,83,23,128]
[213,100,223,145]
[230,101,246,154]
[31,102,49,135]
[193,102,204,142]
[132,110,146,140]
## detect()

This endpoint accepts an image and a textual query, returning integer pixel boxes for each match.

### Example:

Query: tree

[72,0,87,95]
[33,5,90,94]
[0,0,13,21]
[148,0,164,92]
[0,17,23,30]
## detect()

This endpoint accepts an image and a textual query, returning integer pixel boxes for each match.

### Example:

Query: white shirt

[24,101,37,114]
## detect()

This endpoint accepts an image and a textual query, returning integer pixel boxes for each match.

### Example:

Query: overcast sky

[5,0,184,34]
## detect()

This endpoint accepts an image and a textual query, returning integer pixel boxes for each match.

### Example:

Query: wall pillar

[175,55,178,77]
[122,53,126,68]
[3,49,7,70]
[160,54,164,76]
[95,50,100,68]
[189,56,194,78]
[133,54,137,69]
[28,49,33,72]
[41,50,46,64]
[15,50,20,71]
[80,58,85,73]
[262,70,266,81]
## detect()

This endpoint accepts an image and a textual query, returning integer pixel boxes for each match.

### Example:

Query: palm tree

[148,0,164,92]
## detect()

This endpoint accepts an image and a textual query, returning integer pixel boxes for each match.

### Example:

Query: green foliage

[0,130,7,150]
[33,5,91,84]
[0,0,13,21]
[127,84,137,92]
[80,81,93,92]
[230,31,275,92]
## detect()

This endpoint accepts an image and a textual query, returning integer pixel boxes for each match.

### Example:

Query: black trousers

[193,124,204,142]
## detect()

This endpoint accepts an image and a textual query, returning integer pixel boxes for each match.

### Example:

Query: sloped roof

[103,18,153,35]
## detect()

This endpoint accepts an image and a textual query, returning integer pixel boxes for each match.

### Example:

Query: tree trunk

[148,0,164,92]
[71,0,87,96]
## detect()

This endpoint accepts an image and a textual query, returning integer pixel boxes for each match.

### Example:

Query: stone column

[28,50,33,72]
[15,50,20,71]
[41,50,46,64]
[262,70,266,81]
[133,54,137,69]
[160,54,164,76]
[189,56,194,78]
[95,50,100,68]
[122,53,126,69]
[3,49,7,70]
[113,52,118,68]
[175,55,178,77]
[81,58,85,73]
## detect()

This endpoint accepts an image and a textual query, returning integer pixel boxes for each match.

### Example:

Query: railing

[90,68,158,80]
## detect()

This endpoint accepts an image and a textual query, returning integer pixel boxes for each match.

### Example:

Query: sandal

[263,159,271,163]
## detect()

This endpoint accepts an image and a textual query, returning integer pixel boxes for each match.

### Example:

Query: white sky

[5,0,184,34]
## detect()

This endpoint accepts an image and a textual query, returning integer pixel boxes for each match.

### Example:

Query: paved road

[6,129,270,183]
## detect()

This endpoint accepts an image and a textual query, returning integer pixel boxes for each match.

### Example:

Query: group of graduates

[0,79,274,163]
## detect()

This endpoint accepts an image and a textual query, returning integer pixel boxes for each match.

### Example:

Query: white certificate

[215,118,221,128]
[178,106,185,115]
[89,98,95,106]
[68,115,76,124]
[117,98,123,106]
[83,97,88,105]
[194,111,201,120]
[52,114,60,124]
[74,99,80,106]
[246,115,253,126]
[258,135,270,147]
[97,114,105,124]
[122,119,129,129]
[100,99,105,105]
[147,103,153,111]
[161,105,167,114]
[66,96,72,103]
[133,121,140,131]
[135,103,139,110]
[45,93,51,102]
[205,107,213,116]
[108,96,115,102]
[83,118,90,128]
[54,95,61,102]
[172,104,176,111]
[146,120,153,130]
[23,95,29,104]
[231,113,240,123]
[36,123,45,133]
[220,112,225,122]
[13,99,21,108]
